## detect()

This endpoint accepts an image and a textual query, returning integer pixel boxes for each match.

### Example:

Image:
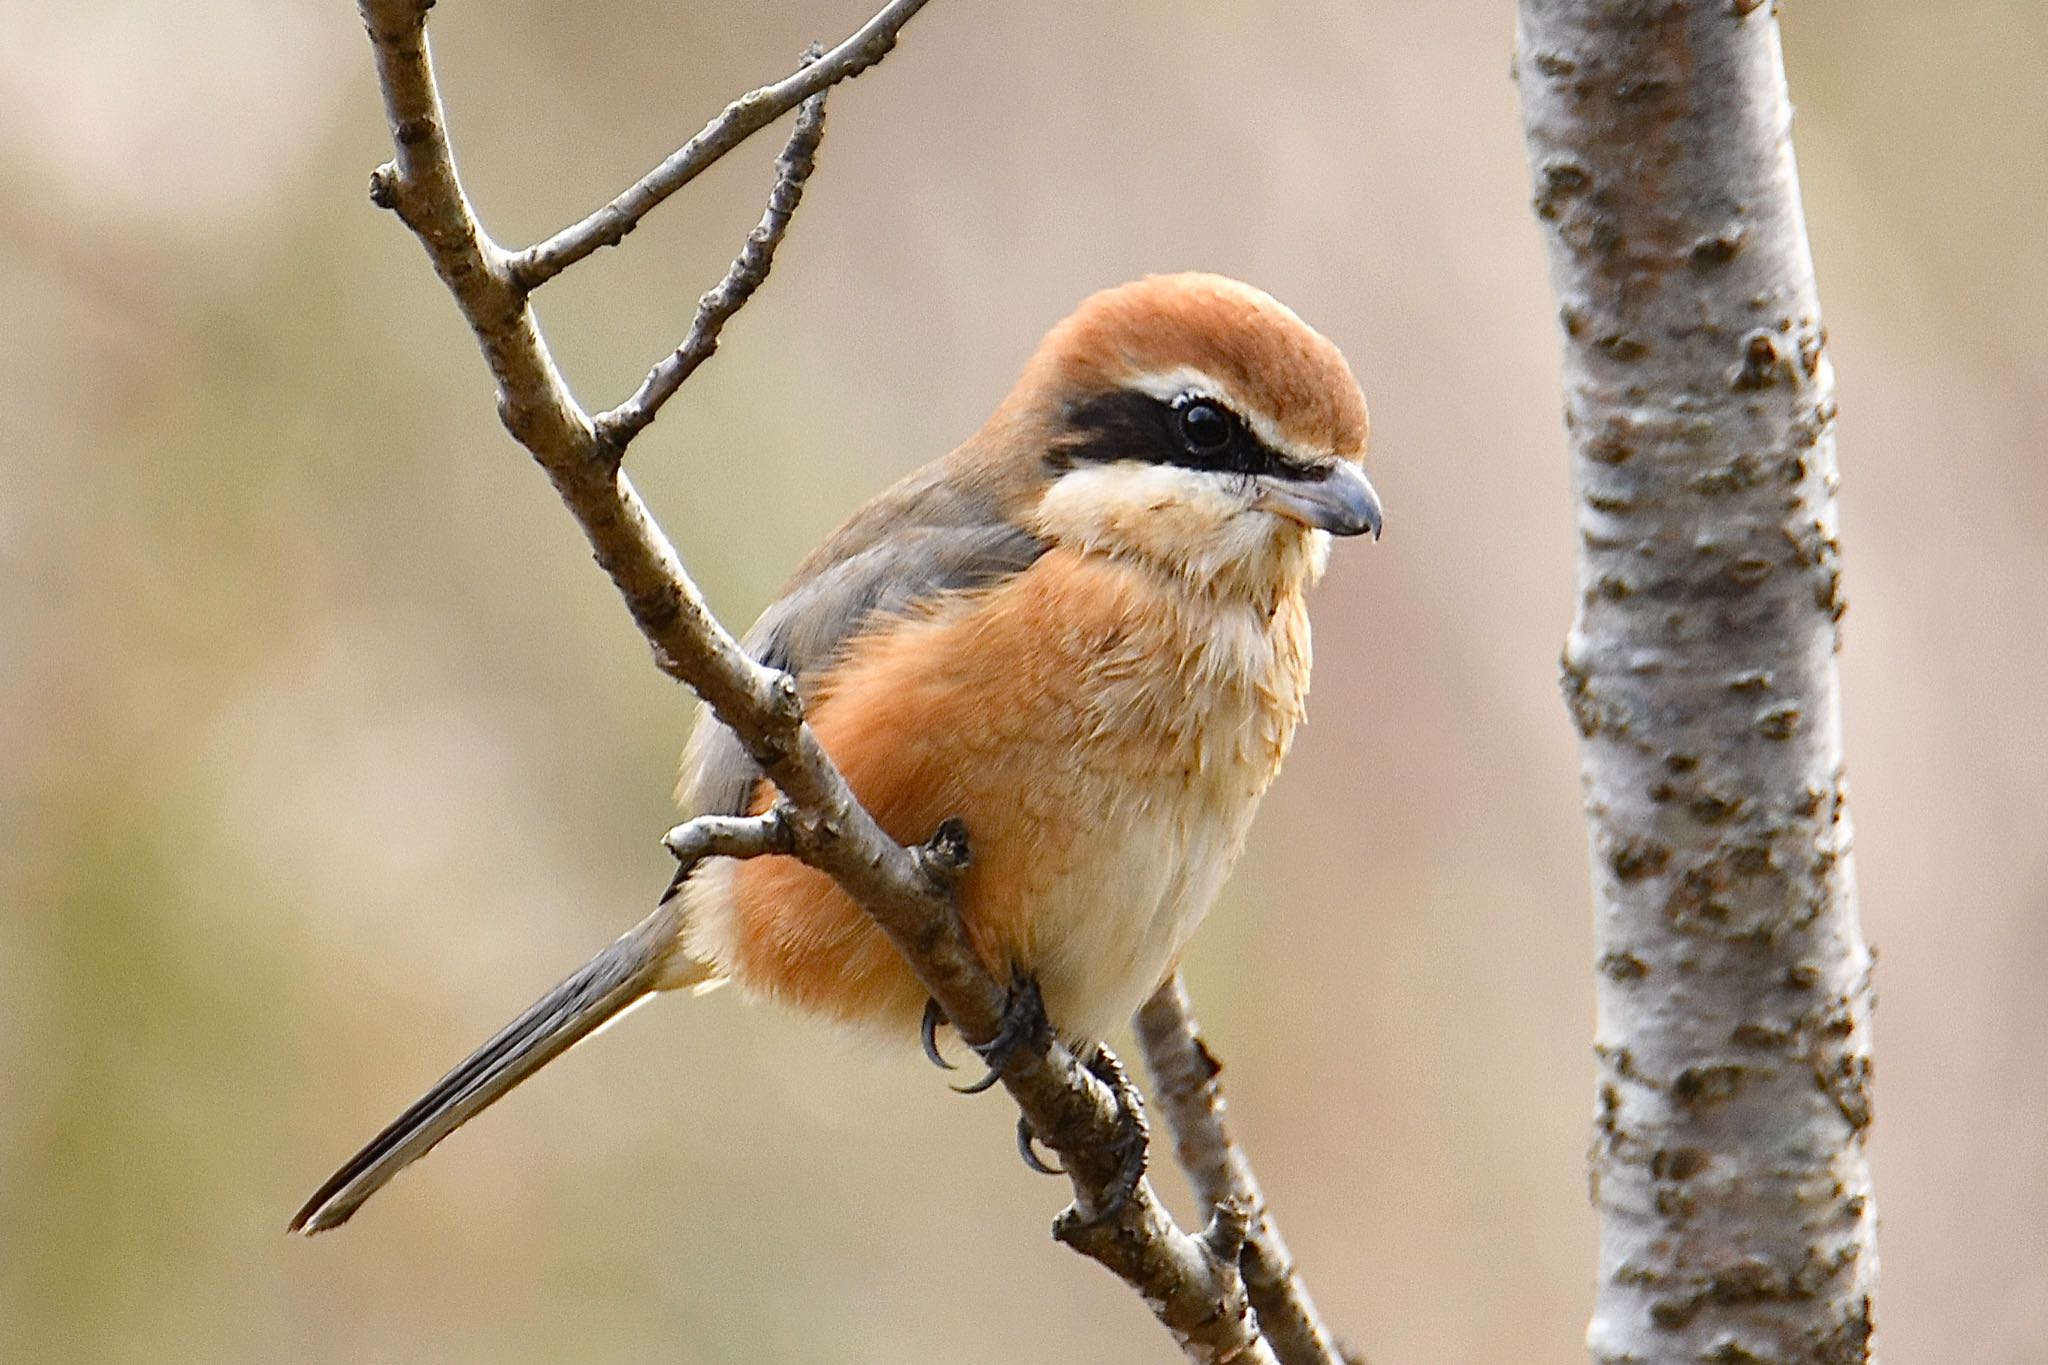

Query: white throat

[1032,461,1331,603]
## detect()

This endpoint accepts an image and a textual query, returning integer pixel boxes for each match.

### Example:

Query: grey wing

[290,474,1050,1235]
[679,488,1046,820]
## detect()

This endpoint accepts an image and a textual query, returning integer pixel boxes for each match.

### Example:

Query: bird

[290,272,1380,1235]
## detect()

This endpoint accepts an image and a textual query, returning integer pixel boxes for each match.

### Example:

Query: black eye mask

[1048,388,1311,481]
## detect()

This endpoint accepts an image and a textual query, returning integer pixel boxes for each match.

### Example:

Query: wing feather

[680,460,1046,819]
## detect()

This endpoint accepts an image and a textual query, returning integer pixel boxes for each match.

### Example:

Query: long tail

[289,899,696,1235]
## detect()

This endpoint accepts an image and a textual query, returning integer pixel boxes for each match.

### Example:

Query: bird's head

[972,273,1379,602]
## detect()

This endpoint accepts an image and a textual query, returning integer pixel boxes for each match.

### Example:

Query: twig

[660,810,794,865]
[596,49,829,454]
[1138,977,1347,1365]
[354,2,1278,1359]
[506,0,930,291]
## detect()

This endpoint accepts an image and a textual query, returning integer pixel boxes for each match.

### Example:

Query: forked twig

[349,3,1324,1357]
[595,48,830,454]
[507,0,930,290]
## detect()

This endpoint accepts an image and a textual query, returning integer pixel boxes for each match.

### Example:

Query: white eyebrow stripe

[1122,365,1328,466]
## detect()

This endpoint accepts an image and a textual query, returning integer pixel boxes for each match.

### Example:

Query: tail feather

[289,901,689,1235]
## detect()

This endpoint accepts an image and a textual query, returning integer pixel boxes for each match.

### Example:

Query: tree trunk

[1513,4,1877,1361]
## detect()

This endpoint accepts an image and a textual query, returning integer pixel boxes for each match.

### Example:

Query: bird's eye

[1175,400,1234,457]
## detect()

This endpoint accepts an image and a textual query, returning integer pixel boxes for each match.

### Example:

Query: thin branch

[1138,978,1347,1365]
[596,50,829,455]
[354,3,1280,1358]
[506,0,931,291]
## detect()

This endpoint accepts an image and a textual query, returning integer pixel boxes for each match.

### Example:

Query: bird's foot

[952,975,1050,1095]
[919,976,1051,1091]
[1053,1043,1151,1234]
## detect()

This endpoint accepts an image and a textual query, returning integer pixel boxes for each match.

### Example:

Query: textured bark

[350,3,1292,1358]
[1137,978,1345,1365]
[1514,4,1877,1362]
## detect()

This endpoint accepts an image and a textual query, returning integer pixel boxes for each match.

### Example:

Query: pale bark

[1514,4,1877,1361]
[1137,977,1347,1365]
[351,2,1307,1358]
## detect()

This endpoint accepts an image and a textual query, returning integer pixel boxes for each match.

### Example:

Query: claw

[920,997,955,1071]
[952,1060,1006,1095]
[1059,1044,1150,1231]
[952,975,1049,1095]
[1017,1116,1063,1175]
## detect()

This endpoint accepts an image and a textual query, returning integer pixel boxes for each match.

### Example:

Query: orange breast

[684,546,1311,1040]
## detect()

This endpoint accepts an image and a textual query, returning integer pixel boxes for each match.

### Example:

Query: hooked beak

[1255,461,1384,539]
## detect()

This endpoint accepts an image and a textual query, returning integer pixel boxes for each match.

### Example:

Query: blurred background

[2,1,2042,1360]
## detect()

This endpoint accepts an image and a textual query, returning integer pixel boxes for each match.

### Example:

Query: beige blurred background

[2,2,2042,1361]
